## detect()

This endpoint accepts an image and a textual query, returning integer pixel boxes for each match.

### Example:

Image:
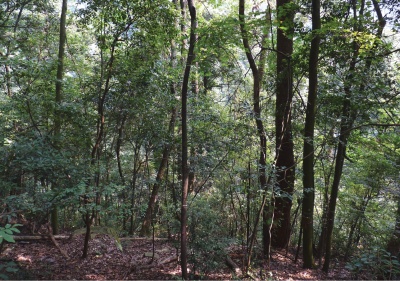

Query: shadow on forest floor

[1,233,358,280]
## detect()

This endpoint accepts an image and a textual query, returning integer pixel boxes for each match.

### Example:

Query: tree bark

[273,0,295,249]
[52,0,68,235]
[302,0,320,269]
[140,108,177,236]
[238,0,270,266]
[180,0,196,278]
[323,0,385,272]
[13,235,70,240]
[81,13,133,259]
[129,145,141,235]
[322,0,359,271]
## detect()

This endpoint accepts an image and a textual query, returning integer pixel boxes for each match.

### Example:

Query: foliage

[0,0,399,278]
[0,223,21,244]
[0,224,21,280]
[346,247,400,280]
[187,194,233,278]
[0,261,19,280]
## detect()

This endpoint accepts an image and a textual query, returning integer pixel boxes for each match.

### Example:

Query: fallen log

[120,237,168,241]
[125,255,178,278]
[13,235,168,241]
[13,235,70,241]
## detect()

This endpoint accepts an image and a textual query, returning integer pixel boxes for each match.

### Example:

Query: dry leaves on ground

[1,234,355,280]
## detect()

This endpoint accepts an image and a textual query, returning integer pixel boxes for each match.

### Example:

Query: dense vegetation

[0,0,399,279]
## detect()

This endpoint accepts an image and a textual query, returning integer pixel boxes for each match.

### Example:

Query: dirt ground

[0,233,355,280]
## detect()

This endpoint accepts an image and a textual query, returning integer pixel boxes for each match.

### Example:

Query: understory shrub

[346,247,400,280]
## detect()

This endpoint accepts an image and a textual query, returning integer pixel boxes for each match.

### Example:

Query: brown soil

[1,234,355,280]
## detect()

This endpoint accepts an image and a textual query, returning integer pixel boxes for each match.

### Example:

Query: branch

[47,224,69,259]
[0,210,24,217]
[355,48,400,63]
[189,146,231,205]
[344,123,400,134]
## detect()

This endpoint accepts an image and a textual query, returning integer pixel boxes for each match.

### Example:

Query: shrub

[346,247,400,280]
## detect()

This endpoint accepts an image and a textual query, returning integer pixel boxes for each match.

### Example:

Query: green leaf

[9,228,20,233]
[6,267,18,273]
[2,233,15,243]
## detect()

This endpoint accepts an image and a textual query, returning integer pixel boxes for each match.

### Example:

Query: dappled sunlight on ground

[1,234,355,280]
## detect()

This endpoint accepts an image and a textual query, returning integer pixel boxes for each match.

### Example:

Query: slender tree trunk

[129,145,141,235]
[140,0,181,236]
[115,114,128,230]
[322,103,353,270]
[116,114,127,185]
[82,15,132,259]
[302,0,320,269]
[273,0,295,249]
[323,0,385,272]
[387,197,400,258]
[82,201,95,259]
[140,108,177,236]
[180,0,196,278]
[238,0,270,266]
[316,141,335,262]
[246,162,251,248]
[344,194,371,260]
[322,0,359,270]
[52,0,68,235]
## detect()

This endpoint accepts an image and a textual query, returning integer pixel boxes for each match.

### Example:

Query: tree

[272,0,295,249]
[323,0,386,272]
[0,1,399,279]
[51,0,68,236]
[180,0,196,278]
[139,0,180,237]
[302,0,320,269]
[238,0,272,267]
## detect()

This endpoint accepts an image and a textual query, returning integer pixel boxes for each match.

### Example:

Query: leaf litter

[1,233,357,280]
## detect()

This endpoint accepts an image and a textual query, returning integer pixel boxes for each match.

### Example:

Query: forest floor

[1,233,356,280]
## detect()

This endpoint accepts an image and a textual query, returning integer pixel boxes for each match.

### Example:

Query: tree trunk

[238,0,269,265]
[273,0,295,249]
[302,0,320,269]
[322,135,349,271]
[316,150,334,263]
[180,0,196,278]
[116,114,127,185]
[82,207,93,259]
[323,0,385,272]
[387,197,400,258]
[140,0,180,235]
[129,145,142,235]
[140,108,177,236]
[344,194,371,260]
[82,12,131,258]
[52,0,68,235]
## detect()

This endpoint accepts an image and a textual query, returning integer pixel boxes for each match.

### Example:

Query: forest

[0,0,399,280]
